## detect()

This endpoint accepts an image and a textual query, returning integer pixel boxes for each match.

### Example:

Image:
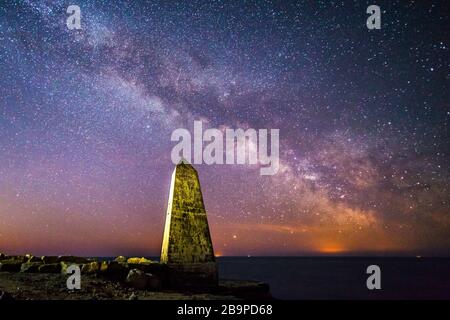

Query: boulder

[0,290,13,301]
[114,256,127,263]
[99,261,128,278]
[125,269,148,290]
[5,256,27,263]
[20,262,43,273]
[27,256,41,263]
[38,263,62,273]
[127,262,169,286]
[41,256,59,264]
[126,257,153,265]
[146,273,161,290]
[59,261,83,274]
[81,261,100,274]
[60,261,70,274]
[128,292,138,300]
[0,261,22,272]
[57,256,90,264]
[125,269,162,290]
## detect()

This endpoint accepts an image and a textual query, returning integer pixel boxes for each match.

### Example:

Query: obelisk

[160,159,218,287]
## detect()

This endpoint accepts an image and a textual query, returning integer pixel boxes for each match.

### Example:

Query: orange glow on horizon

[317,245,346,254]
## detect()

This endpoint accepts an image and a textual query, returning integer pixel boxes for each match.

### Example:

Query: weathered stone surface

[125,269,148,289]
[114,256,127,263]
[4,256,27,263]
[126,257,153,265]
[99,261,128,278]
[27,256,41,263]
[146,273,161,290]
[160,161,218,287]
[57,256,90,264]
[167,262,218,288]
[0,261,22,272]
[127,262,169,286]
[38,263,62,273]
[81,261,100,274]
[60,261,76,274]
[20,262,42,273]
[41,256,59,264]
[0,290,13,301]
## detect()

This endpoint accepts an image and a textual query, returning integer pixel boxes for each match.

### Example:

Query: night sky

[0,1,449,256]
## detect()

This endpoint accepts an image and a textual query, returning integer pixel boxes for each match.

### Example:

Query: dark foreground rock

[125,269,161,290]
[0,254,272,300]
[21,262,42,273]
[0,272,271,300]
[0,260,22,272]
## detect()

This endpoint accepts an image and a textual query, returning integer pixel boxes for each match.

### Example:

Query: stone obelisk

[160,159,218,287]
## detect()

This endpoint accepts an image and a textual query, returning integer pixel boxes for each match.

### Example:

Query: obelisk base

[167,262,218,288]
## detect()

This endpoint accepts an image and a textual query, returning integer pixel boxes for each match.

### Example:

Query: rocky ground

[0,253,272,300]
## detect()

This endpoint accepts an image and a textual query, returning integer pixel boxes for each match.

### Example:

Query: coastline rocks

[0,261,22,272]
[114,256,127,263]
[60,261,70,274]
[125,269,162,290]
[99,261,128,278]
[21,262,42,273]
[27,256,41,263]
[0,290,13,301]
[126,269,148,289]
[41,256,59,264]
[126,257,153,265]
[146,273,161,290]
[127,262,168,286]
[81,261,101,274]
[38,263,62,273]
[57,256,90,264]
[3,256,27,263]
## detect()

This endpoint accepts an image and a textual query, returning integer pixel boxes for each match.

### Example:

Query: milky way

[0,1,448,256]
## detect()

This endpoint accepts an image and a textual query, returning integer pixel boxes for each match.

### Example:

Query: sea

[216,257,450,300]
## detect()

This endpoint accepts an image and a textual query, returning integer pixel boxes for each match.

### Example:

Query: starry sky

[0,0,449,256]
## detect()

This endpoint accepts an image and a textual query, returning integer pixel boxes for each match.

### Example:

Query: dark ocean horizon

[216,256,450,300]
[94,256,450,300]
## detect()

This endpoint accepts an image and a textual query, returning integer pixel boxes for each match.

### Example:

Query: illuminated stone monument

[160,160,218,287]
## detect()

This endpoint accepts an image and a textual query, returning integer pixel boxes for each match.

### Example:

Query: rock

[60,261,77,274]
[81,261,100,274]
[20,262,42,273]
[38,263,62,273]
[0,290,13,301]
[0,261,22,272]
[126,257,153,265]
[125,269,148,289]
[125,269,161,290]
[4,256,27,263]
[27,255,41,263]
[0,253,6,260]
[146,273,161,290]
[57,256,90,264]
[41,256,59,264]
[127,262,169,286]
[114,256,127,263]
[128,292,138,300]
[99,261,128,278]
